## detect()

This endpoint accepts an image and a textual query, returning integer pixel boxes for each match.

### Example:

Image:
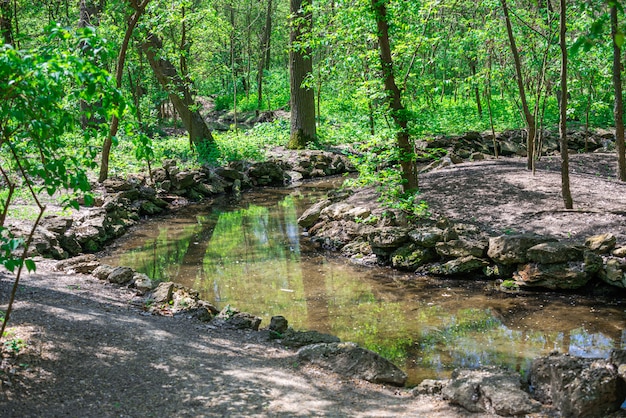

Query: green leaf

[25,259,36,272]
[616,32,625,49]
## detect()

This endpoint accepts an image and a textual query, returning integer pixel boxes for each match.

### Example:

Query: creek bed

[101,179,626,386]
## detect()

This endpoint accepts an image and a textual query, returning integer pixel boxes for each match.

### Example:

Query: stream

[101,178,626,386]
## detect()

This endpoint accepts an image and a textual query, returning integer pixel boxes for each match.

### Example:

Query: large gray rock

[530,353,626,417]
[408,227,445,248]
[513,262,591,290]
[435,238,487,258]
[442,367,540,416]
[107,266,135,284]
[281,329,340,348]
[600,257,626,289]
[585,233,617,254]
[526,241,583,264]
[297,342,407,386]
[429,256,489,276]
[368,227,410,255]
[298,199,332,228]
[390,244,436,270]
[488,234,557,265]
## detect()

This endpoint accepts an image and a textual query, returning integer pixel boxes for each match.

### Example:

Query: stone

[269,315,289,335]
[408,227,444,248]
[526,241,583,264]
[139,201,163,215]
[215,167,243,181]
[530,353,626,417]
[600,257,626,289]
[514,262,591,290]
[92,264,115,280]
[487,234,558,265]
[612,246,626,257]
[610,350,626,382]
[58,233,83,256]
[107,266,135,284]
[368,228,410,253]
[297,342,407,386]
[585,233,617,254]
[429,256,489,276]
[40,215,73,235]
[391,244,436,270]
[151,282,174,304]
[413,379,449,396]
[281,329,340,348]
[226,313,262,330]
[133,273,154,294]
[172,171,196,189]
[469,152,484,161]
[442,367,540,416]
[320,203,354,220]
[435,238,487,258]
[194,182,217,196]
[54,254,99,273]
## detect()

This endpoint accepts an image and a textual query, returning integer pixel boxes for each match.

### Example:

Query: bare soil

[1,153,625,417]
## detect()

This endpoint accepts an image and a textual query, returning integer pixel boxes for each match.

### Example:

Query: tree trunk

[0,0,14,45]
[559,0,572,209]
[371,0,418,192]
[501,0,536,170]
[142,32,214,148]
[611,5,626,181]
[288,0,316,149]
[256,0,272,112]
[98,0,149,183]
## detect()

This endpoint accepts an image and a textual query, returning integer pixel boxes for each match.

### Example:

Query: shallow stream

[101,179,626,386]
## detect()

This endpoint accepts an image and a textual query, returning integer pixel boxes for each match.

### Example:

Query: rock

[107,266,135,284]
[215,167,243,181]
[530,353,626,417]
[513,262,591,290]
[194,182,217,196]
[216,305,262,330]
[413,379,449,396]
[435,238,487,258]
[281,329,340,348]
[526,241,583,264]
[298,199,332,228]
[584,250,604,274]
[172,171,196,189]
[585,233,617,254]
[92,264,115,280]
[600,257,626,288]
[469,152,485,161]
[487,234,557,265]
[103,178,135,192]
[54,254,99,274]
[40,215,73,235]
[612,246,626,257]
[391,244,436,270]
[133,273,154,294]
[429,256,489,276]
[368,228,410,254]
[151,282,174,304]
[408,227,444,248]
[297,342,407,386]
[58,233,83,256]
[610,350,626,382]
[269,315,289,335]
[442,367,540,416]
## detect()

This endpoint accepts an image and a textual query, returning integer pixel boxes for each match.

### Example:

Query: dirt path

[2,153,625,417]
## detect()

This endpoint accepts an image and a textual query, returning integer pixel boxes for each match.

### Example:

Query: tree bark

[611,4,626,181]
[500,0,536,170]
[559,0,572,209]
[0,0,14,45]
[257,0,273,112]
[142,32,214,148]
[288,0,316,149]
[371,0,418,192]
[98,0,149,183]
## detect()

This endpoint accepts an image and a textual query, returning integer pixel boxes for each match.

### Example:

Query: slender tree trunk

[0,0,14,45]
[501,0,536,170]
[288,0,316,149]
[257,0,273,112]
[611,5,626,181]
[371,0,418,192]
[99,0,149,183]
[469,59,482,117]
[142,32,215,147]
[559,0,572,209]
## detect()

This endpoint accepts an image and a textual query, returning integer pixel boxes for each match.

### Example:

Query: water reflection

[102,183,626,386]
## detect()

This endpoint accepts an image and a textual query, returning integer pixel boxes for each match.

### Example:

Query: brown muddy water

[101,179,626,386]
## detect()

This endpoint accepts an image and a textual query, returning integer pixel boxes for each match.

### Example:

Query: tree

[611,2,626,181]
[500,0,536,171]
[288,0,316,149]
[0,0,13,45]
[99,0,150,183]
[560,0,573,209]
[371,0,418,192]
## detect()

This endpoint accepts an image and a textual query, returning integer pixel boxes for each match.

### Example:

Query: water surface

[102,180,626,385]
